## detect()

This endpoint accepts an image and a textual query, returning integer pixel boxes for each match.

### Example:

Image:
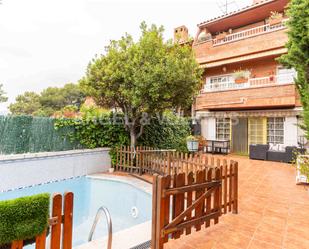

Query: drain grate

[130,240,151,249]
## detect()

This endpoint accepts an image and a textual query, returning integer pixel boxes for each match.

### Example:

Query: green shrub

[55,111,191,162]
[139,113,191,152]
[0,193,50,245]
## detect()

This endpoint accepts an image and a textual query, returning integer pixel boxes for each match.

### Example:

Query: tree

[9,83,85,116]
[9,92,41,115]
[279,0,309,137]
[0,84,8,103]
[62,83,85,108]
[80,22,202,148]
[40,83,85,116]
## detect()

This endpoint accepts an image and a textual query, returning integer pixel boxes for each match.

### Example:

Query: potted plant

[217,31,227,40]
[195,135,207,151]
[186,135,199,152]
[233,69,251,84]
[296,155,309,184]
[269,11,283,26]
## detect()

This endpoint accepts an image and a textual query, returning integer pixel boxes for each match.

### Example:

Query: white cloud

[0,0,252,114]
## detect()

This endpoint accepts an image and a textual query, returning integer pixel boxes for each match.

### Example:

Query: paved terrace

[161,155,309,249]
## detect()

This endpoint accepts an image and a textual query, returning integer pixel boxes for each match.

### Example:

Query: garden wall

[0,148,111,192]
[0,115,82,155]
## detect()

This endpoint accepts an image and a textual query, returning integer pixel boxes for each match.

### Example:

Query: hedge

[0,193,50,245]
[55,112,191,160]
[0,115,82,155]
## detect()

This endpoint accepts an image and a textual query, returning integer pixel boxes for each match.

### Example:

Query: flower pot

[269,18,282,26]
[235,77,248,84]
[296,155,309,184]
[108,168,115,173]
[187,140,199,152]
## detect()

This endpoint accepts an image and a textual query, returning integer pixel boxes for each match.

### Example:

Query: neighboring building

[178,0,304,154]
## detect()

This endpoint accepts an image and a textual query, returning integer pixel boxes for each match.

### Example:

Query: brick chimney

[174,26,189,43]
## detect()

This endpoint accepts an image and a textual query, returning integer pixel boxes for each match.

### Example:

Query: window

[277,66,296,84]
[216,118,230,140]
[267,117,284,144]
[206,74,234,91]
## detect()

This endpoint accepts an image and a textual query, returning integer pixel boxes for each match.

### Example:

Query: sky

[0,0,252,114]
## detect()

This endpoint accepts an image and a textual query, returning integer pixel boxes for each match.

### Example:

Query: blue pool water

[0,177,152,247]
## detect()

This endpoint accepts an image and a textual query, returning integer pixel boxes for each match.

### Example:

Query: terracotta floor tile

[253,228,284,246]
[248,239,281,249]
[283,236,309,249]
[163,155,309,249]
[215,231,252,248]
[286,225,309,239]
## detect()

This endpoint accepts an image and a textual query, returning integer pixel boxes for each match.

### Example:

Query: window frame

[267,117,285,145]
[215,118,231,141]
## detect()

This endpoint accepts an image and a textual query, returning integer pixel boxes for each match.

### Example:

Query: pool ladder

[88,206,112,249]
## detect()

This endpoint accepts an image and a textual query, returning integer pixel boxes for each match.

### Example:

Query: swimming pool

[0,176,152,247]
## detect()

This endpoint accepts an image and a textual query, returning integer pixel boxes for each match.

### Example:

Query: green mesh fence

[0,115,82,155]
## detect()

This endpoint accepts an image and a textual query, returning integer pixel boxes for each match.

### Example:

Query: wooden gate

[151,162,238,249]
[10,192,73,249]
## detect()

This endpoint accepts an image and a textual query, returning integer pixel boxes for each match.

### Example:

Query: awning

[199,48,287,69]
[196,108,303,118]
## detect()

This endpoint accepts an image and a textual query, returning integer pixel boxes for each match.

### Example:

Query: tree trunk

[130,128,137,149]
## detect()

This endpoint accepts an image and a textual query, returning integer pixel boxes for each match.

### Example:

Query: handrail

[88,206,112,249]
[213,19,287,46]
[202,72,296,93]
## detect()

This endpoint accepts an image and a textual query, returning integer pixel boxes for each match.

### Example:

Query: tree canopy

[9,92,41,115]
[279,0,309,138]
[0,84,8,103]
[80,22,202,147]
[9,83,85,116]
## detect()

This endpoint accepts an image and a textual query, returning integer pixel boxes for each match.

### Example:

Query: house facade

[178,0,303,154]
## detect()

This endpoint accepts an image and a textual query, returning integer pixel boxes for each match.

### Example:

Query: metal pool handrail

[88,206,112,249]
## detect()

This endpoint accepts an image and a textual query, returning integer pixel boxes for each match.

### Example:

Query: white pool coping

[75,221,151,249]
[0,148,110,162]
[77,173,152,249]
[87,173,152,195]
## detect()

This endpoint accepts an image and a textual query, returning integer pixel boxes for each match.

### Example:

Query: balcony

[212,20,287,46]
[193,20,288,65]
[202,72,295,93]
[195,72,299,111]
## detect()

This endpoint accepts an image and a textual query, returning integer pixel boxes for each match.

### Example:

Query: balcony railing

[202,72,295,93]
[212,20,287,46]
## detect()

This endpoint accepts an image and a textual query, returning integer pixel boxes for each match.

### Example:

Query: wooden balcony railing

[212,20,287,46]
[202,72,296,93]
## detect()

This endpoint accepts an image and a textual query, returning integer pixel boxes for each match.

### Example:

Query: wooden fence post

[232,162,238,214]
[50,194,62,249]
[35,231,47,249]
[205,168,212,228]
[62,192,74,249]
[11,241,23,249]
[155,175,171,249]
[167,153,171,176]
[214,168,220,225]
[151,174,158,249]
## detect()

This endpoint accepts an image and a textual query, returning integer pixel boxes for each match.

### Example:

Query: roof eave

[197,0,276,28]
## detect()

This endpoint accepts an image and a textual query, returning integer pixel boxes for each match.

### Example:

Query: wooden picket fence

[10,192,73,249]
[151,161,238,249]
[115,146,237,177]
[115,146,176,175]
